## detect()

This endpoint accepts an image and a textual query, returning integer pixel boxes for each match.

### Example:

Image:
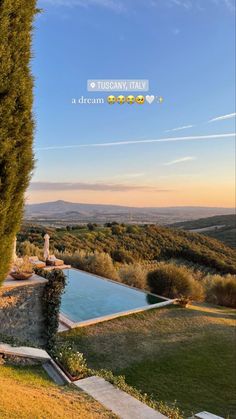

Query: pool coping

[59,267,175,329]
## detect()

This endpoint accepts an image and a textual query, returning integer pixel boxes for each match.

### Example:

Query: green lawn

[61,304,236,418]
[0,364,115,418]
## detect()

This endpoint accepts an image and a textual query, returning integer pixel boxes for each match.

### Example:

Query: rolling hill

[172,214,236,248]
[18,222,236,274]
[24,200,235,225]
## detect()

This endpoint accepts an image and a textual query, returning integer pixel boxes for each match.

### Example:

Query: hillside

[172,214,236,248]
[18,223,236,274]
[24,200,234,225]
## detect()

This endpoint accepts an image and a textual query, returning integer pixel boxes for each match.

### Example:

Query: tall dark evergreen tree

[0,1,37,283]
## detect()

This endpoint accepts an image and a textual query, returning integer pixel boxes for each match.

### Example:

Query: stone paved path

[75,376,167,419]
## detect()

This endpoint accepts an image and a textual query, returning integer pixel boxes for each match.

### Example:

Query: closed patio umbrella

[43,234,50,260]
[12,237,17,263]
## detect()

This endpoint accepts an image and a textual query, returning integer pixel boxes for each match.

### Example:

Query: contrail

[208,113,236,123]
[36,133,235,151]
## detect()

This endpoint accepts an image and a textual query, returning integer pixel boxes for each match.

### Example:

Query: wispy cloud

[150,0,235,12]
[165,125,194,132]
[164,156,196,166]
[208,113,236,123]
[36,133,235,151]
[224,0,236,12]
[39,0,126,12]
[215,0,236,13]
[40,0,236,13]
[170,0,192,10]
[111,173,145,180]
[169,0,235,12]
[29,181,170,192]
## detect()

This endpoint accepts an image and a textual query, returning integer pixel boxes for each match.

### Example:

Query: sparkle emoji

[107,95,116,105]
[117,95,126,105]
[126,95,135,105]
[136,95,145,104]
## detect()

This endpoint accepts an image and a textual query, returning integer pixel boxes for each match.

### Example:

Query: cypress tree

[0,1,37,284]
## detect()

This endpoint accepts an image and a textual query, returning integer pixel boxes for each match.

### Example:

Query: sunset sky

[30,0,236,207]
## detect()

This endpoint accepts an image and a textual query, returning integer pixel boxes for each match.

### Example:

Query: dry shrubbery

[84,251,119,280]
[147,264,205,301]
[118,264,148,289]
[60,250,119,281]
[53,250,236,307]
[203,274,236,308]
[61,250,89,270]
[62,251,147,287]
[18,240,42,259]
[20,243,236,308]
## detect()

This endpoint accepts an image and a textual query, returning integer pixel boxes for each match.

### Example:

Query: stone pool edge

[59,299,176,330]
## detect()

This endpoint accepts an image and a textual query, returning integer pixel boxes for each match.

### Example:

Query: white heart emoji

[146,95,155,104]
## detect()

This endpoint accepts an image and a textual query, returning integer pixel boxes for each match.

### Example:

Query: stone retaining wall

[0,275,47,346]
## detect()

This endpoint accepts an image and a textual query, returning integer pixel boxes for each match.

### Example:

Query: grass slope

[0,364,115,419]
[61,305,236,418]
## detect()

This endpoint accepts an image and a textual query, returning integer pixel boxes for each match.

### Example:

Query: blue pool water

[60,268,165,323]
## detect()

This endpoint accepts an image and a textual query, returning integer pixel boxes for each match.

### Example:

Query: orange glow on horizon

[26,183,235,208]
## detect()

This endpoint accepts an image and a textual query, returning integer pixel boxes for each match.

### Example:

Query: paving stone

[75,376,167,419]
[0,343,50,360]
[195,412,224,419]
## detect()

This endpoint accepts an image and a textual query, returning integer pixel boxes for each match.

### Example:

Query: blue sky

[30,0,236,206]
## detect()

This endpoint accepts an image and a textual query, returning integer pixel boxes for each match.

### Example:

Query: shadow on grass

[60,305,235,374]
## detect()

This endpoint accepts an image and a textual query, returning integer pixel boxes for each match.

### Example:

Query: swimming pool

[60,268,171,327]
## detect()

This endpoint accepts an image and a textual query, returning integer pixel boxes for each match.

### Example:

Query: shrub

[60,250,88,270]
[147,263,204,300]
[53,342,87,378]
[85,251,118,280]
[111,249,134,264]
[61,250,118,280]
[0,1,37,284]
[126,225,140,234]
[119,264,147,289]
[203,274,236,308]
[87,223,95,231]
[18,240,42,258]
[111,225,125,235]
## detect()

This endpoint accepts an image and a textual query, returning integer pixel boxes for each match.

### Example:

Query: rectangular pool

[60,269,170,327]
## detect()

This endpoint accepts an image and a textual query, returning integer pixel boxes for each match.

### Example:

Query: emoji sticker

[136,95,145,104]
[107,95,117,104]
[145,95,155,104]
[117,95,126,104]
[126,95,135,105]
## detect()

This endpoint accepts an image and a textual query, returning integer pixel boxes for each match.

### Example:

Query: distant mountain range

[24,200,235,225]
